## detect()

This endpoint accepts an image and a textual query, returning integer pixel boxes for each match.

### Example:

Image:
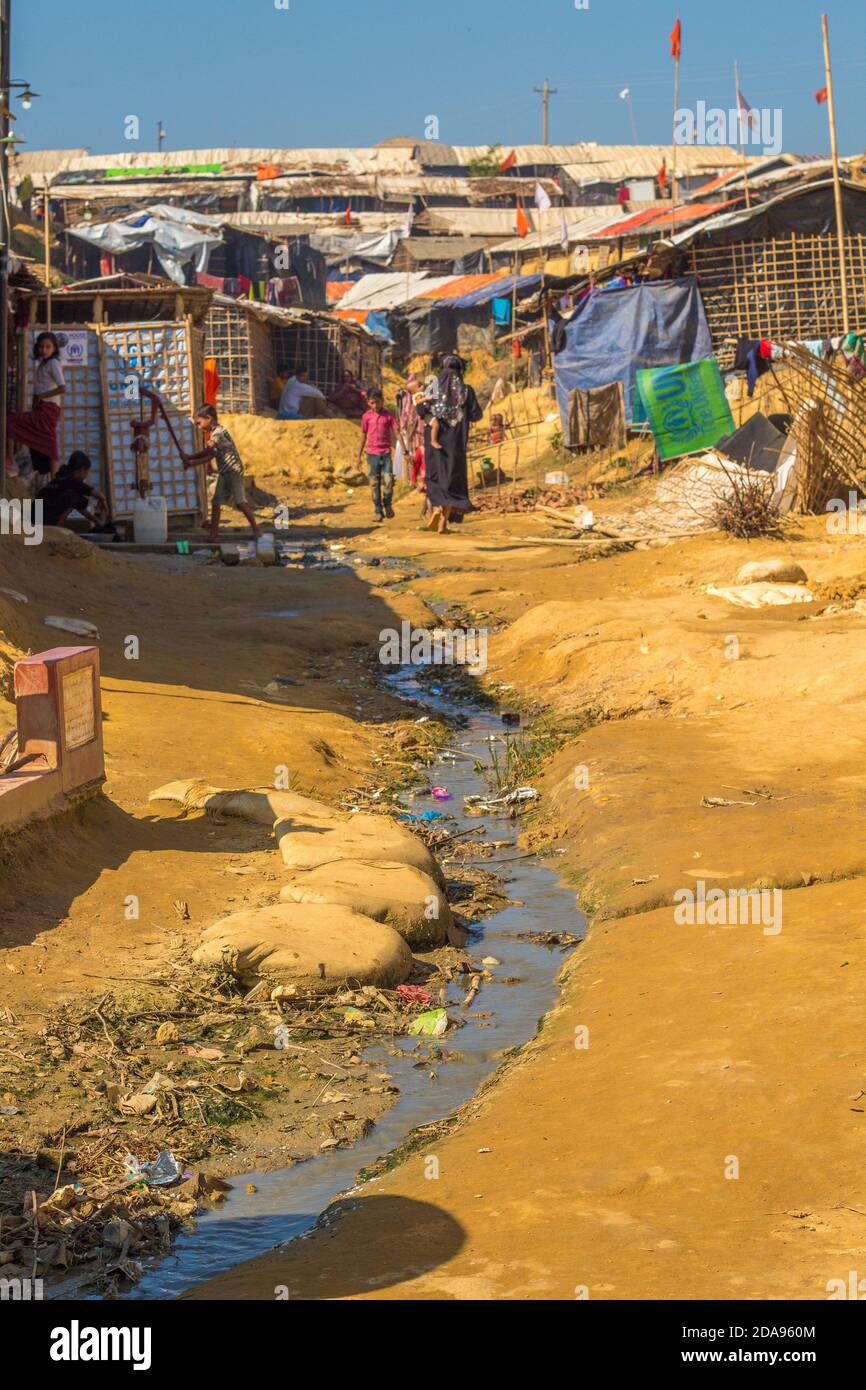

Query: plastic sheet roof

[588,201,731,239]
[416,273,498,300]
[561,145,749,185]
[489,205,664,254]
[336,272,457,311]
[436,273,541,308]
[664,177,866,248]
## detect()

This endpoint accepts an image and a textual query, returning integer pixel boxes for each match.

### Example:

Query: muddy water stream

[130,667,584,1299]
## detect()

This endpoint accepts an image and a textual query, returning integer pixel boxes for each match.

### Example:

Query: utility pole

[157,121,165,152]
[533,79,557,146]
[0,0,10,496]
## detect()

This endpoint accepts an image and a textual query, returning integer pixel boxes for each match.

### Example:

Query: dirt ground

[191,494,866,1302]
[5,458,866,1300]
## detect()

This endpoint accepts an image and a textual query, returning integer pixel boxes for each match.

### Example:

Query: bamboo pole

[734,61,751,209]
[43,180,52,328]
[821,12,850,333]
[670,28,680,234]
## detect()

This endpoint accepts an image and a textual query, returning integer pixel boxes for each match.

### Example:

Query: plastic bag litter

[274,1024,291,1050]
[407,1008,449,1038]
[44,615,99,639]
[123,1149,183,1187]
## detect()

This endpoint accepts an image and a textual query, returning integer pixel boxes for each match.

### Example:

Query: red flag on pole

[516,202,530,237]
[344,204,353,225]
[658,158,667,190]
[499,149,517,172]
[814,86,828,104]
[669,17,682,60]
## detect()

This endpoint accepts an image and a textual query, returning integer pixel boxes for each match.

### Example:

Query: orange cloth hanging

[204,357,221,407]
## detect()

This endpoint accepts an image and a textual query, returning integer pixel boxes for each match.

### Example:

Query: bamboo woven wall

[270,320,382,394]
[270,320,346,394]
[692,233,866,368]
[205,303,257,413]
[207,303,382,409]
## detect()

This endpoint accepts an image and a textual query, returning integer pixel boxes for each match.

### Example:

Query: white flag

[560,212,569,251]
[619,87,630,100]
[403,204,414,236]
[534,182,552,213]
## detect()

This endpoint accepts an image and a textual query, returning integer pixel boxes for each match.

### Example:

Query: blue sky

[13,0,865,157]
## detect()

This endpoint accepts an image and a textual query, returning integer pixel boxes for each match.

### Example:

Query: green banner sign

[636,357,735,461]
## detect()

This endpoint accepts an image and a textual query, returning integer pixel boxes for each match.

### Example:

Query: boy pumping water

[181,403,261,543]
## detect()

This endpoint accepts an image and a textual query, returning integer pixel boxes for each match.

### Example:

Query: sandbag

[193,902,413,990]
[149,779,442,884]
[149,780,335,824]
[272,811,440,882]
[279,860,458,949]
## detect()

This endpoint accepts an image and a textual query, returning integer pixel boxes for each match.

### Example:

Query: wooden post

[821,12,850,333]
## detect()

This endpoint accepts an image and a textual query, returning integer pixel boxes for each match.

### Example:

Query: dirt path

[183,499,866,1301]
[6,484,866,1301]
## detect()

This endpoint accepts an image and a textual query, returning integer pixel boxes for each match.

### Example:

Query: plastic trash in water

[407,1008,449,1038]
[431,786,452,801]
[504,786,539,805]
[123,1150,183,1187]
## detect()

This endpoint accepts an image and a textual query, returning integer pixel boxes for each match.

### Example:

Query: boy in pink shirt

[358,390,398,522]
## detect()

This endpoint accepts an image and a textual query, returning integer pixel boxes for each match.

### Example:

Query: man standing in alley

[358,388,398,523]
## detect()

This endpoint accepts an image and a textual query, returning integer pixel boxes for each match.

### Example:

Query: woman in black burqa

[422,354,482,534]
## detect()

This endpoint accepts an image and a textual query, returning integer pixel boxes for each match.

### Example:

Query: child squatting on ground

[181,404,261,543]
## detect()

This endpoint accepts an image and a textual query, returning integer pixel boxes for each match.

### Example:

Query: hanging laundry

[841,333,866,381]
[734,336,771,397]
[203,358,221,408]
[568,380,627,451]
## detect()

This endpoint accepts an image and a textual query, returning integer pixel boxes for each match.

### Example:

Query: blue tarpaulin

[438,273,541,308]
[364,311,393,342]
[553,277,713,439]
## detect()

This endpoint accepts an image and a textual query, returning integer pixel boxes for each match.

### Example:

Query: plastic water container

[132,495,168,544]
[256,534,276,564]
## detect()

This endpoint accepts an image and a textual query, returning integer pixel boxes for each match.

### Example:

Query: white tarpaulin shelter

[68,206,224,285]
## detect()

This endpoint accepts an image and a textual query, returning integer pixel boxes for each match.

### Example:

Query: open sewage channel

[126,664,586,1300]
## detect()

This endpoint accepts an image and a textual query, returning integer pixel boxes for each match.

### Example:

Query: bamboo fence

[692,233,866,367]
